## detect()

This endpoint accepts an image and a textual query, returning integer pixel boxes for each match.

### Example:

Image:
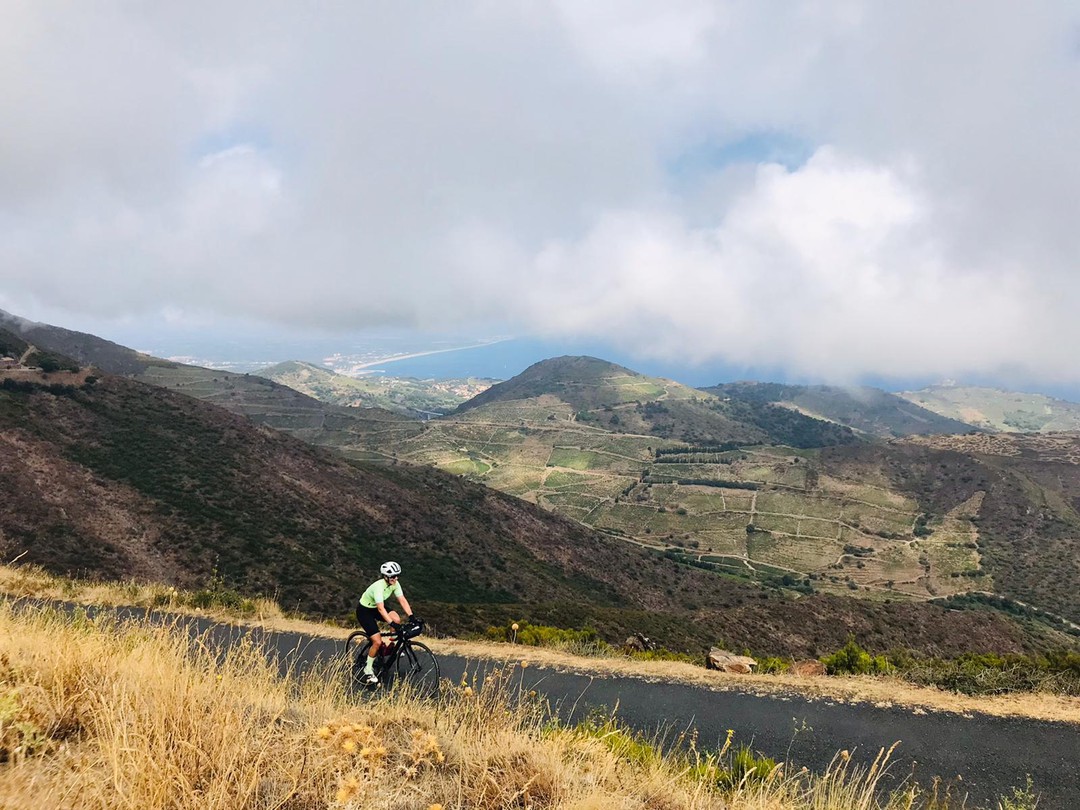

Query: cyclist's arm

[374,601,394,624]
[397,594,413,619]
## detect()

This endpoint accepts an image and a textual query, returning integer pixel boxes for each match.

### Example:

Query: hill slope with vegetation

[256,359,493,416]
[705,381,976,438]
[337,359,1080,629]
[899,384,1080,433]
[460,357,858,447]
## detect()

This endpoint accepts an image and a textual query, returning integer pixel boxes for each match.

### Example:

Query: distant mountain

[459,357,858,448]
[0,308,423,452]
[257,360,493,417]
[1,362,1052,656]
[898,385,1080,433]
[704,381,976,438]
[457,356,689,412]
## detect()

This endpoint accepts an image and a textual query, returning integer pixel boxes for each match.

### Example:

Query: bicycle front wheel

[393,641,440,698]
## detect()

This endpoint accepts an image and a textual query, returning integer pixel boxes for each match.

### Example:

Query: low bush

[629,647,698,665]
[891,649,1080,696]
[816,639,1080,696]
[822,638,892,676]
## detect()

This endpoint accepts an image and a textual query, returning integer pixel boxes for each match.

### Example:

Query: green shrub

[822,637,892,675]
[998,776,1040,810]
[896,650,1080,696]
[755,656,791,674]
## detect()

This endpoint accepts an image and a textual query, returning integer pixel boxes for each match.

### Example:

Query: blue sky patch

[666,131,813,182]
[191,125,274,161]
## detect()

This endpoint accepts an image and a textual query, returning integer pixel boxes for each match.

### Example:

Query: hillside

[0,325,80,374]
[2,366,1065,657]
[460,357,858,447]
[875,433,1080,624]
[256,359,493,416]
[335,361,1080,628]
[705,381,976,438]
[0,326,30,359]
[0,309,163,375]
[0,308,426,452]
[899,384,1080,433]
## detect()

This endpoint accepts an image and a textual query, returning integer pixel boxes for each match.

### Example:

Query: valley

[3,311,1080,653]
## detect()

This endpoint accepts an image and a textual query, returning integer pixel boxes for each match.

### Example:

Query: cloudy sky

[2,2,1079,388]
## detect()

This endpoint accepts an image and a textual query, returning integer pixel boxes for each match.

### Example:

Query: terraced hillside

[346,414,987,603]
[256,360,493,417]
[459,357,859,448]
[882,433,1080,624]
[899,384,1080,432]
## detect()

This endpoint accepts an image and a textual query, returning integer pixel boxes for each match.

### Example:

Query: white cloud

[1,1,1079,386]
[468,148,1040,380]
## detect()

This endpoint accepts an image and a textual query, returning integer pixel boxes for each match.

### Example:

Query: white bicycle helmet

[380,561,402,578]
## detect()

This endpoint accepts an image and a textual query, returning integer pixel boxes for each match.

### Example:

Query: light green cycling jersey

[359,578,404,609]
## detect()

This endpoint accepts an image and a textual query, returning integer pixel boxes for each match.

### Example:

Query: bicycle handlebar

[388,618,424,640]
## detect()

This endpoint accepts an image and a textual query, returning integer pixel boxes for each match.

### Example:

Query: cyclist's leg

[355,605,383,684]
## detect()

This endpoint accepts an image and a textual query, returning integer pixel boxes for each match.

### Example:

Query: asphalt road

[13,601,1079,809]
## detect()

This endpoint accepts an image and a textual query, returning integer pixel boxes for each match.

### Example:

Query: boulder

[706,648,757,674]
[792,660,826,677]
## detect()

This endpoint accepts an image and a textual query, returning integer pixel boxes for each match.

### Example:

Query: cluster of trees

[646,476,758,490]
[654,442,742,457]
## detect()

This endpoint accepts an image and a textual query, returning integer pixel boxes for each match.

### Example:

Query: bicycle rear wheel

[392,641,440,698]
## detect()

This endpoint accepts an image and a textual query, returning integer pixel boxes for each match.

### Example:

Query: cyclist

[355,561,415,686]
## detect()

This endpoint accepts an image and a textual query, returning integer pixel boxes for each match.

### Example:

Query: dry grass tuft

[0,563,283,622]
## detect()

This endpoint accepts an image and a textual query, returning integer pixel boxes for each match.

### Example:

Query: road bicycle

[344,618,440,698]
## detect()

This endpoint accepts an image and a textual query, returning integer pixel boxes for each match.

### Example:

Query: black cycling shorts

[355,604,382,638]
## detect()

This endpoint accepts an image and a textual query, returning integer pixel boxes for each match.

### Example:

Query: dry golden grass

[0,601,948,810]
[3,563,1078,728]
[0,562,283,623]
